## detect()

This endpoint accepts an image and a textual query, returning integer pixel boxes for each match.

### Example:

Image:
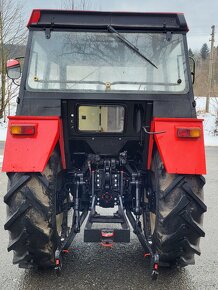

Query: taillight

[27,10,41,27]
[177,127,201,138]
[10,124,37,135]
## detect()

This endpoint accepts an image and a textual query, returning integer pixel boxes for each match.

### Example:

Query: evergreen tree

[200,43,209,60]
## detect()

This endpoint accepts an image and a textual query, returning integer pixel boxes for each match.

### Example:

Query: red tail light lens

[27,10,41,27]
[177,127,201,138]
[10,124,37,135]
[7,59,20,68]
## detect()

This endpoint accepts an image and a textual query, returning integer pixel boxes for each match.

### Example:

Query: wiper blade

[107,25,158,69]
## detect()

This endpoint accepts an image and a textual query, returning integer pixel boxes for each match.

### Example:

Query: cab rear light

[27,10,41,27]
[10,124,37,135]
[177,127,201,138]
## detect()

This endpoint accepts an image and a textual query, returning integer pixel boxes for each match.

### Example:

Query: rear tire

[4,149,62,269]
[149,150,206,267]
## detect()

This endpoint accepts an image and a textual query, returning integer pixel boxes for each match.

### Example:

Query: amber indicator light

[177,127,201,138]
[10,124,36,135]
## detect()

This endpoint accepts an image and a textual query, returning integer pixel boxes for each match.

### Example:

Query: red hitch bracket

[101,229,114,248]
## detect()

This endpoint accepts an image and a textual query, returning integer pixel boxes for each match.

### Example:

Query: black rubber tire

[4,149,62,269]
[150,150,207,267]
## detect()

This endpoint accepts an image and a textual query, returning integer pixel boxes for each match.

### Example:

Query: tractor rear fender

[147,118,206,174]
[2,116,66,172]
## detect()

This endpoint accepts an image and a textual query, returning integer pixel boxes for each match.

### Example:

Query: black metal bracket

[54,160,159,278]
[44,27,52,39]
[126,209,159,279]
[126,210,153,254]
[54,249,62,275]
[84,192,130,244]
[54,209,88,275]
[54,171,89,274]
[62,210,88,250]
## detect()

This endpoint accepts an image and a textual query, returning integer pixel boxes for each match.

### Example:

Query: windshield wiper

[107,25,158,69]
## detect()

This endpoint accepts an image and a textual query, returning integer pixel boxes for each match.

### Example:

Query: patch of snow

[195,96,218,115]
[196,97,218,146]
[0,95,16,141]
[204,135,218,146]
[0,122,7,141]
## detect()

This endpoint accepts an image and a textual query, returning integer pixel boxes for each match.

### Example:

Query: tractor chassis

[54,169,159,279]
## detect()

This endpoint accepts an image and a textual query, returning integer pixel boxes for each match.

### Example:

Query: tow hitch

[54,155,159,279]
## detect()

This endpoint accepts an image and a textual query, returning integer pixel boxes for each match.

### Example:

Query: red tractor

[3,10,206,279]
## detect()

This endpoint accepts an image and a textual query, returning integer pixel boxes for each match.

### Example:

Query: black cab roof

[28,9,188,32]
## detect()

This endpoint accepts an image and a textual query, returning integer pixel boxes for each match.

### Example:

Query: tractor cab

[3,10,206,278]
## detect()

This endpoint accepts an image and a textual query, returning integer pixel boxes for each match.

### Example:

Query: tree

[61,0,92,10]
[0,0,26,120]
[200,43,209,60]
[215,105,218,135]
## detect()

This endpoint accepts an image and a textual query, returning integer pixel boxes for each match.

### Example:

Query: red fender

[147,118,206,175]
[2,116,66,172]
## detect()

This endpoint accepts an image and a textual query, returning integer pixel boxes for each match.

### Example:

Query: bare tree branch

[0,0,27,119]
[61,0,92,10]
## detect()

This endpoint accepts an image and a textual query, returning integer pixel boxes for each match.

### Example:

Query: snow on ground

[0,122,7,141]
[201,114,218,146]
[0,97,16,142]
[0,96,218,146]
[196,97,218,146]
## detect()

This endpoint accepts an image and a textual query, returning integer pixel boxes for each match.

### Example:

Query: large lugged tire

[150,150,207,267]
[4,149,62,269]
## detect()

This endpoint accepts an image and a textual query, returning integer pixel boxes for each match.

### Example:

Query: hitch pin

[144,253,151,258]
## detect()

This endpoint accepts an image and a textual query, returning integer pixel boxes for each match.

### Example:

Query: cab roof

[27,9,189,32]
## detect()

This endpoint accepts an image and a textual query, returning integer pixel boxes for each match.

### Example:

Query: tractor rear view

[3,10,206,279]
